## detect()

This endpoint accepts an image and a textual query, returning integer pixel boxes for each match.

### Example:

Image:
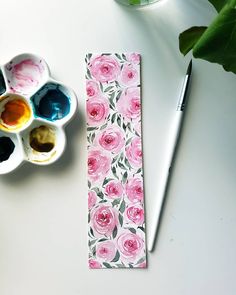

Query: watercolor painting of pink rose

[87,96,109,126]
[97,126,125,154]
[117,87,141,121]
[126,177,144,203]
[88,150,111,182]
[86,80,100,98]
[105,180,123,199]
[89,55,120,83]
[120,63,139,87]
[91,205,118,237]
[88,191,97,209]
[117,232,144,262]
[127,53,140,65]
[126,137,143,168]
[89,259,102,269]
[96,241,116,262]
[126,204,144,225]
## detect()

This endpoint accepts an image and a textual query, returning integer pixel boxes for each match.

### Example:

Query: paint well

[32,85,70,121]
[30,125,55,152]
[0,136,15,162]
[0,96,31,131]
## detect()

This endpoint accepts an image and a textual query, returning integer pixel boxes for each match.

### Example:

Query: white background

[0,0,236,294]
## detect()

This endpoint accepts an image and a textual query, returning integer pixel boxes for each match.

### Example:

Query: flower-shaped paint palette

[0,53,77,174]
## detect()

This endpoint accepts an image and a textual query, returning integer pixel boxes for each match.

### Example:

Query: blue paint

[0,70,6,95]
[31,83,70,121]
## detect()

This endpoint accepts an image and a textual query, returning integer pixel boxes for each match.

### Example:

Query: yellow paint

[0,95,31,131]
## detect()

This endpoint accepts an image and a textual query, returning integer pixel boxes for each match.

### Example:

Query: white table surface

[1,0,236,294]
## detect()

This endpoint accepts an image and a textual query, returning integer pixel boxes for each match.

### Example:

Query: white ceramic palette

[0,53,77,174]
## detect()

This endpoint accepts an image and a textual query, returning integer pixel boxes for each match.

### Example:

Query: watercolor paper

[86,53,146,269]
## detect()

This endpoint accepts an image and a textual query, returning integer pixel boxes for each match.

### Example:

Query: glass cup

[115,0,159,6]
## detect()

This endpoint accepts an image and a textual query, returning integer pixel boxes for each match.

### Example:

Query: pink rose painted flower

[88,191,97,209]
[125,177,144,203]
[89,55,120,83]
[126,204,144,225]
[127,53,141,65]
[87,96,109,126]
[96,241,116,261]
[91,205,118,236]
[86,80,100,98]
[97,126,125,154]
[120,63,138,86]
[126,137,142,168]
[88,150,111,182]
[89,259,102,269]
[117,232,143,261]
[117,87,141,121]
[105,180,123,199]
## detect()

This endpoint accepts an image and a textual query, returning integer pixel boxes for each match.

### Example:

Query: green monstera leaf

[208,0,228,11]
[179,0,236,74]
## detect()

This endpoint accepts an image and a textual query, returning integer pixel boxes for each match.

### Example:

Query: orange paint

[0,98,31,130]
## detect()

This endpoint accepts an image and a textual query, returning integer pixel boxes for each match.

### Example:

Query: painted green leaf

[90,227,94,237]
[192,3,236,74]
[119,199,126,213]
[208,0,228,12]
[112,166,119,179]
[138,226,145,232]
[116,91,122,102]
[179,26,208,56]
[98,238,108,242]
[102,178,113,186]
[111,250,120,263]
[129,263,134,268]
[88,239,97,246]
[136,168,142,174]
[91,187,99,194]
[129,228,136,234]
[112,154,119,164]
[117,115,121,127]
[104,86,113,92]
[118,162,127,170]
[136,256,146,265]
[124,158,132,170]
[103,262,112,268]
[99,82,104,92]
[118,213,123,227]
[111,113,116,124]
[97,191,104,199]
[112,225,118,239]
[122,171,128,184]
[100,123,108,130]
[115,53,122,60]
[86,68,92,79]
[99,199,107,203]
[87,127,98,132]
[112,198,121,207]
